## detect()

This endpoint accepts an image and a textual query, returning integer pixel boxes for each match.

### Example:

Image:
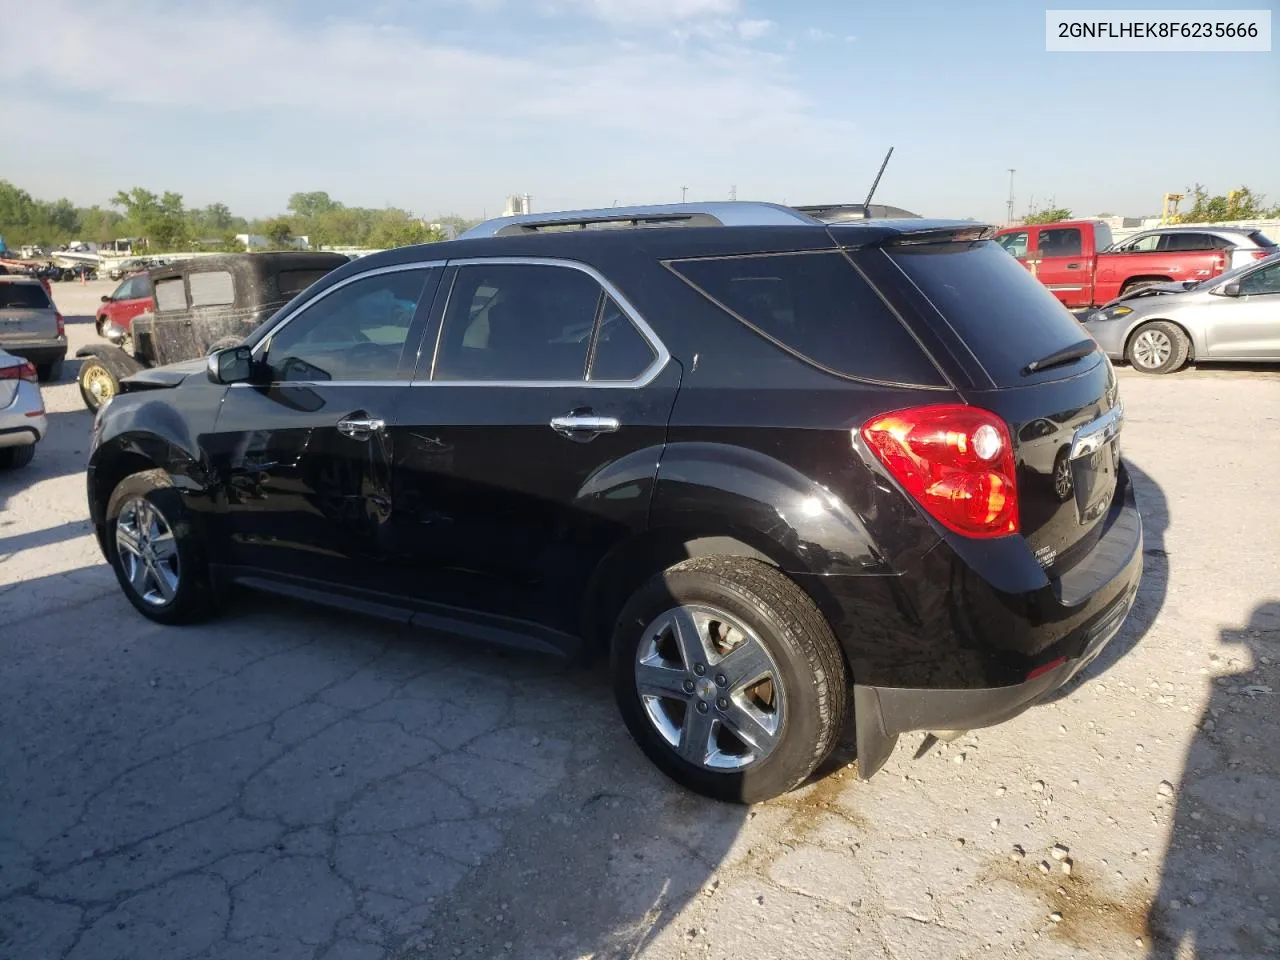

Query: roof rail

[458,201,820,239]
[794,202,921,223]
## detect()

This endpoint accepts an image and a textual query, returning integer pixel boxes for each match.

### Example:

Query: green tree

[287,191,341,219]
[1181,183,1273,222]
[112,187,191,249]
[366,210,444,249]
[1023,201,1073,225]
[263,216,294,248]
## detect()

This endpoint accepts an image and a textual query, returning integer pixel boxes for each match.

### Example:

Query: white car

[0,349,47,468]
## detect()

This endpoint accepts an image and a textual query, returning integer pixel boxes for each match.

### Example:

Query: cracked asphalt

[1,281,1278,960]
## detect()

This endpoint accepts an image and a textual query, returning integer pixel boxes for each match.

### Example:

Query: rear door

[0,281,57,345]
[1030,226,1090,308]
[204,264,442,592]
[860,237,1123,572]
[387,258,678,637]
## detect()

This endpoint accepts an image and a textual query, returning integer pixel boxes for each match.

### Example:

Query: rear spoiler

[829,221,997,248]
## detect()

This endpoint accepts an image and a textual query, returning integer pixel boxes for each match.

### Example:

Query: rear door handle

[550,413,620,440]
[337,416,386,441]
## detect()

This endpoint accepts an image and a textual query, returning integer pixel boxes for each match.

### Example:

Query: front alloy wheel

[115,496,180,606]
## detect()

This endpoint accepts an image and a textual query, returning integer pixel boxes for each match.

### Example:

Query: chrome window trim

[418,256,671,389]
[229,261,445,389]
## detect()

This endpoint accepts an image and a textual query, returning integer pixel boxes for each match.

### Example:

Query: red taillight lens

[860,404,1019,538]
[1253,250,1273,261]
[0,360,39,383]
[56,312,65,337]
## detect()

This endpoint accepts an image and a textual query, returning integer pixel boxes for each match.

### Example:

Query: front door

[1033,225,1089,308]
[388,259,680,639]
[1205,260,1280,359]
[204,264,441,591]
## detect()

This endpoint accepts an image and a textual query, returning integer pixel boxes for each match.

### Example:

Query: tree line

[1020,183,1280,226]
[0,181,478,253]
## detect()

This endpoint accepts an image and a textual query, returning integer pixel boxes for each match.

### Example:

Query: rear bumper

[0,380,48,446]
[1,340,67,365]
[835,468,1144,779]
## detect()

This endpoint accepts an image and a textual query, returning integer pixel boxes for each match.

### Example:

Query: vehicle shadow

[0,408,96,512]
[1146,601,1280,958]
[0,575,746,960]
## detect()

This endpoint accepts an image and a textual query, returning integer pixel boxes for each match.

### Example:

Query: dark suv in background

[87,202,1142,803]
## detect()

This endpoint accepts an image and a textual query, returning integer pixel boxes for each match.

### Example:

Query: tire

[1120,278,1164,296]
[78,359,120,411]
[1126,320,1190,374]
[105,469,217,625]
[0,444,36,469]
[37,359,64,383]
[611,556,847,804]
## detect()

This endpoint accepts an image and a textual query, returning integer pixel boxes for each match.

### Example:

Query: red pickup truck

[993,220,1231,309]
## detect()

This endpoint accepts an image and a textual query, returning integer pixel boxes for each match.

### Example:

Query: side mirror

[1220,282,1242,298]
[100,295,111,303]
[207,345,254,384]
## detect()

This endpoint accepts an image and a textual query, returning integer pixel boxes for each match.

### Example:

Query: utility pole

[729,185,737,201]
[681,186,688,203]
[1006,169,1016,226]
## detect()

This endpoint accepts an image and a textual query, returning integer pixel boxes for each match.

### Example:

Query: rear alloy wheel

[106,470,217,624]
[79,360,119,411]
[1127,320,1190,374]
[613,557,846,803]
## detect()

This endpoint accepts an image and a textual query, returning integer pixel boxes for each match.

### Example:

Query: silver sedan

[1082,253,1280,374]
[0,348,47,468]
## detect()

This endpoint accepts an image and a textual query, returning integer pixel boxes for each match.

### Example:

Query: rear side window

[154,278,187,312]
[668,252,944,385]
[278,268,333,297]
[589,297,657,381]
[1159,233,1215,252]
[188,270,235,307]
[1093,222,1114,251]
[888,240,1088,387]
[1039,227,1082,258]
[0,283,52,309]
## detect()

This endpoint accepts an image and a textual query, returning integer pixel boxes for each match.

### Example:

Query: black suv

[87,202,1142,803]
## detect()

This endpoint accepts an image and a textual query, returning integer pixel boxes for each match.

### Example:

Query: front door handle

[337,416,386,441]
[1066,262,1081,269]
[550,412,620,440]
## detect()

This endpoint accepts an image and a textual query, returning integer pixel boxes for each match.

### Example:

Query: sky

[1,0,1277,223]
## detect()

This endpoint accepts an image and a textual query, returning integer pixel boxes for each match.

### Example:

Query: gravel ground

[1,279,1277,960]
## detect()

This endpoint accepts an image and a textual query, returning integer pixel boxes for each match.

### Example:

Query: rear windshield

[667,251,945,386]
[0,283,52,309]
[1248,231,1276,248]
[888,240,1087,386]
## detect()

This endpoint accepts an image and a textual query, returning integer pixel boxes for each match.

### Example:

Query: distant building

[503,194,532,217]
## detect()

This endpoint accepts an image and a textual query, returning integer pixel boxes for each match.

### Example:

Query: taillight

[0,360,39,383]
[1253,250,1273,261]
[860,404,1019,538]
[56,312,65,337]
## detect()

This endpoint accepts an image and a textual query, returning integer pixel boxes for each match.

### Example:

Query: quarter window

[154,277,187,312]
[263,269,433,382]
[188,270,235,307]
[433,263,603,382]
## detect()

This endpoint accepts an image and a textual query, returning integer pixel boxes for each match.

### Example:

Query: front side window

[996,231,1029,258]
[153,277,187,312]
[433,263,603,382]
[112,276,142,300]
[1238,262,1280,296]
[263,269,433,382]
[1119,234,1161,253]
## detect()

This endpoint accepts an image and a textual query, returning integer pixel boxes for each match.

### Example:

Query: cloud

[541,0,741,24]
[736,19,776,40]
[805,27,838,41]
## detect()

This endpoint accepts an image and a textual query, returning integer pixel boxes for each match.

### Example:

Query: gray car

[0,277,66,381]
[1082,252,1280,374]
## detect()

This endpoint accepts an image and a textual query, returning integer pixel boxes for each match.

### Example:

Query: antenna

[862,147,894,219]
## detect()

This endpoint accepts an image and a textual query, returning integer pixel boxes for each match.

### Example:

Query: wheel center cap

[694,677,717,700]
